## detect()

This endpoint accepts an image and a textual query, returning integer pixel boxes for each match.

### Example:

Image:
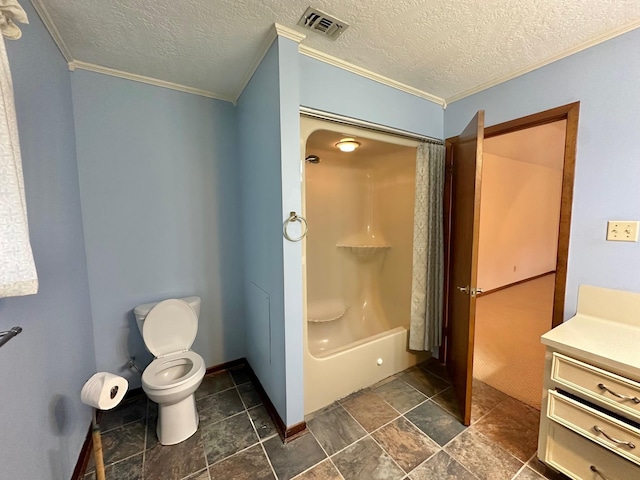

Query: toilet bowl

[134,297,205,445]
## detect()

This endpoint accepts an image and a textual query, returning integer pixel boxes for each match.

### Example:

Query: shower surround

[301,117,427,414]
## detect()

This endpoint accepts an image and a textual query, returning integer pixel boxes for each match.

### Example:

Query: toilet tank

[134,296,201,335]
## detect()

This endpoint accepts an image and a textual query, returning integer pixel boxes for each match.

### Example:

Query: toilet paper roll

[81,372,128,410]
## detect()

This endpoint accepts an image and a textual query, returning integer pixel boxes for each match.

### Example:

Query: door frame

[440,101,580,360]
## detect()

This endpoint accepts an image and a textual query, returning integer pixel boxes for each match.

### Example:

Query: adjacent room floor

[473,274,556,409]
[84,359,566,480]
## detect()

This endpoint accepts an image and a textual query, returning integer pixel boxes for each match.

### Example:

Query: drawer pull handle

[597,383,640,403]
[590,465,609,479]
[593,425,636,449]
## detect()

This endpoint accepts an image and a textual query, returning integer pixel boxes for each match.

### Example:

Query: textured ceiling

[37,0,640,103]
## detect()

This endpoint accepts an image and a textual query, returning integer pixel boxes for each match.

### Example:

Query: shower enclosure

[301,116,428,414]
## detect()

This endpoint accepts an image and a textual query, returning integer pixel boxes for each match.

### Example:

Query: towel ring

[283,211,308,242]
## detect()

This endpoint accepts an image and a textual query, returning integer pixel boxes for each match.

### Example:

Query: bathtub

[303,324,427,415]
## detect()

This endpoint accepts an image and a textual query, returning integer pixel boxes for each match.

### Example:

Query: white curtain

[409,142,445,351]
[0,1,36,298]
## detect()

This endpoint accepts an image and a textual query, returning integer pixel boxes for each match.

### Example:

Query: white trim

[298,45,446,107]
[300,106,443,145]
[446,19,640,104]
[71,61,234,102]
[274,23,306,43]
[30,0,73,62]
[232,24,306,103]
[232,28,277,103]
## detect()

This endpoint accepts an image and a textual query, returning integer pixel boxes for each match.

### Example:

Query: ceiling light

[335,138,361,152]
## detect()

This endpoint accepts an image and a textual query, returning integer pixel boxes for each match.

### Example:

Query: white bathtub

[303,324,427,415]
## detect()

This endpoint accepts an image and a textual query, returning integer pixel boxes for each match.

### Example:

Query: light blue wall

[278,38,304,425]
[299,55,444,139]
[71,71,244,386]
[237,41,287,420]
[445,28,640,318]
[0,2,96,479]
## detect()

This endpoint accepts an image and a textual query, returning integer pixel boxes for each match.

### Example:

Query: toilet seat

[143,299,198,357]
[142,350,204,390]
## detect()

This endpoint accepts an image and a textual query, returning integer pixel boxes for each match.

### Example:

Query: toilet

[134,296,205,445]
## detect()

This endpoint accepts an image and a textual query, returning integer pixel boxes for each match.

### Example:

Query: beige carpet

[473,274,555,409]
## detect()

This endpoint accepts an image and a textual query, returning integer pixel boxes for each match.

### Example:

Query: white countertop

[542,313,640,380]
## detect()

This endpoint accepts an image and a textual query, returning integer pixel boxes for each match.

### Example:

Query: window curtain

[409,142,445,351]
[0,1,36,298]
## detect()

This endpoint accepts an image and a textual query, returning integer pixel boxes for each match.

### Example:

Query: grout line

[195,383,238,402]
[305,401,340,422]
[327,456,346,480]
[367,432,409,477]
[336,404,408,477]
[141,399,148,480]
[456,458,483,480]
[465,428,527,471]
[326,434,370,458]
[199,386,213,480]
[202,442,212,480]
[401,397,431,417]
[246,392,267,443]
[206,440,263,469]
[511,462,530,480]
[258,431,279,443]
[291,428,333,479]
[258,441,279,480]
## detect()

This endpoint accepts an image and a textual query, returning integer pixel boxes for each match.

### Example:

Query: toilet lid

[142,299,198,357]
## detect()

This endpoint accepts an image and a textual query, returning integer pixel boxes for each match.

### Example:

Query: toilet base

[156,393,199,445]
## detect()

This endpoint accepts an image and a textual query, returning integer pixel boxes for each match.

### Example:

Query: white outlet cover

[606,220,639,242]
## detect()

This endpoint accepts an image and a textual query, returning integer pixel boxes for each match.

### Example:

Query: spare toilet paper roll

[81,372,128,410]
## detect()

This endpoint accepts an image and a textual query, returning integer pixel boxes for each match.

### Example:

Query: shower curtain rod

[300,107,444,146]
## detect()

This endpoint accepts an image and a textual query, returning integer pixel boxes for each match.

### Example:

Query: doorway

[473,120,566,409]
[442,103,580,424]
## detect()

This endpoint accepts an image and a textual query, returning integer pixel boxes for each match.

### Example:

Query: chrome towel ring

[283,211,308,242]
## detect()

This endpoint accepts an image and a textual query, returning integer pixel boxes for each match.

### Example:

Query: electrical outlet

[606,221,639,242]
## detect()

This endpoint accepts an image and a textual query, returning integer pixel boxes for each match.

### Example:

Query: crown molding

[274,23,306,43]
[232,23,306,103]
[446,19,640,105]
[70,61,233,102]
[232,28,277,103]
[298,45,445,107]
[30,0,73,62]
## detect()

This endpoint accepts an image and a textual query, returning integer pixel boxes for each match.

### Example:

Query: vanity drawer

[551,353,640,421]
[545,422,640,480]
[548,390,640,466]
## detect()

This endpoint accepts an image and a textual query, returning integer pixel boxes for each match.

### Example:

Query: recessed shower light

[335,138,361,152]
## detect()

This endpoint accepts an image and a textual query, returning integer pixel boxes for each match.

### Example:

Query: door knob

[456,286,484,296]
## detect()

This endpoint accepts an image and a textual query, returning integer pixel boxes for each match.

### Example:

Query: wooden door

[445,111,485,426]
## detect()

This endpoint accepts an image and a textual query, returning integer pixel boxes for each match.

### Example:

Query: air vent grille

[297,7,349,40]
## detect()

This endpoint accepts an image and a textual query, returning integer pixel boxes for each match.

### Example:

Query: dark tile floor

[85,361,566,480]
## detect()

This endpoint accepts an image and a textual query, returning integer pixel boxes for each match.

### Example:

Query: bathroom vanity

[538,285,640,479]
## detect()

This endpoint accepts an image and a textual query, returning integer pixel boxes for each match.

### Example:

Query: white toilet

[134,296,206,445]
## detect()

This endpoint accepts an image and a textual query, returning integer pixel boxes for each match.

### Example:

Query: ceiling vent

[297,7,349,40]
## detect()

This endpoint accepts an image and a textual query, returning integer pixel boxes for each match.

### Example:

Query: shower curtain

[0,1,37,298]
[409,142,445,351]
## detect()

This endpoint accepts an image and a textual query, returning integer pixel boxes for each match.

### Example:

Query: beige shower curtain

[409,142,445,351]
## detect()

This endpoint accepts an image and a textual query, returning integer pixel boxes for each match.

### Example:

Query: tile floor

[85,361,567,480]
